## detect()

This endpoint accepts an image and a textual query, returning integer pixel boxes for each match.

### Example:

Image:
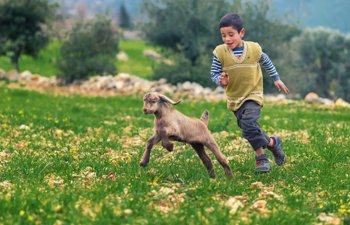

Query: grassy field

[0,40,158,79]
[0,85,349,224]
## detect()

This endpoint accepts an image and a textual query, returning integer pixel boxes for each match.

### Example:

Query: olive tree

[57,15,119,83]
[282,28,350,101]
[143,0,300,90]
[0,0,57,71]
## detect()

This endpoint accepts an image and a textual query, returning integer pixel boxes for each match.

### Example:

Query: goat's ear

[159,94,182,105]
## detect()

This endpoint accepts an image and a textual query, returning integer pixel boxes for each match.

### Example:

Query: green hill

[56,0,350,33]
[272,0,350,33]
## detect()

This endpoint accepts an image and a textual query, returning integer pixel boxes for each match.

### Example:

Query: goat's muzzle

[143,108,151,114]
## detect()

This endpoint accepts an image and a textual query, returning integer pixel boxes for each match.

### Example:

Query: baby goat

[140,92,232,178]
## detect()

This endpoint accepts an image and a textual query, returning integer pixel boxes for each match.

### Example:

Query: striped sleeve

[259,52,280,81]
[210,55,222,86]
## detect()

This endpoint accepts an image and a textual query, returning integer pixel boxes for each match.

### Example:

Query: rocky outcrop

[1,70,226,101]
[304,92,350,108]
[2,69,348,107]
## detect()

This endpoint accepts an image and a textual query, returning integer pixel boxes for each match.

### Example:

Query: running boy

[211,13,289,173]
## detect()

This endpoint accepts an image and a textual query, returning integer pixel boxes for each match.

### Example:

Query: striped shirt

[210,46,280,86]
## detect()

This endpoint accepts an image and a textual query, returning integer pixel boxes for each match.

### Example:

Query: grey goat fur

[140,92,232,178]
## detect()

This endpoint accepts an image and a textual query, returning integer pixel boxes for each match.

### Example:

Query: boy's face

[220,26,245,49]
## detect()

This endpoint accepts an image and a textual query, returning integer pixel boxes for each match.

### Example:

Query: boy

[210,13,289,173]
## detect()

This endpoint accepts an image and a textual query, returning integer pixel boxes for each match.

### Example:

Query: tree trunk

[10,50,20,72]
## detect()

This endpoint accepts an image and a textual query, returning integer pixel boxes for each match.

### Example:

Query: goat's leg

[204,138,232,178]
[140,134,160,167]
[191,143,215,178]
[161,137,174,152]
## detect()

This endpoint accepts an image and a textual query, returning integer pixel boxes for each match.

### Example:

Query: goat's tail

[200,110,209,126]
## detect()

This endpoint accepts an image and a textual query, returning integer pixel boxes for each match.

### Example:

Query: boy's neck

[231,41,244,50]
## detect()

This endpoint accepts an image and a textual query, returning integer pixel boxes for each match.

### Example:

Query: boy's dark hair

[219,13,243,32]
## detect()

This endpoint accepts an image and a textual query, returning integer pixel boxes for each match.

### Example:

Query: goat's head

[143,92,182,114]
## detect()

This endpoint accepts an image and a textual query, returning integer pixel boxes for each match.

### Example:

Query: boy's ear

[239,27,245,38]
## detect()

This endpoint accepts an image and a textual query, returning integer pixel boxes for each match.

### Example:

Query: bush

[57,15,119,83]
[143,0,300,90]
[281,28,350,101]
[153,52,214,88]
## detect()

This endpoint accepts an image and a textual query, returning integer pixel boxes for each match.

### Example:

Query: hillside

[55,0,350,33]
[272,0,350,33]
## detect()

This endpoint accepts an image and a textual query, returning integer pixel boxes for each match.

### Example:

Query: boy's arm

[259,52,289,94]
[210,56,223,86]
[259,52,280,81]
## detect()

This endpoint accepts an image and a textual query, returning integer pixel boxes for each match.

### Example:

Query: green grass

[0,42,61,76]
[0,40,159,79]
[117,40,160,79]
[0,85,349,224]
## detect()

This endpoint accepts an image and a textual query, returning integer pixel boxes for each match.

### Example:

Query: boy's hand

[274,80,289,94]
[220,72,229,86]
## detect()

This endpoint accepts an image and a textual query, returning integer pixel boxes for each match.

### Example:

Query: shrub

[281,28,350,101]
[153,53,214,88]
[57,15,119,83]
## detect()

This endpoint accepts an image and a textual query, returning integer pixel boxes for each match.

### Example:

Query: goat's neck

[154,103,173,120]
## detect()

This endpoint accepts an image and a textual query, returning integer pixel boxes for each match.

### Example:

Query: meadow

[0,85,349,224]
[0,40,157,79]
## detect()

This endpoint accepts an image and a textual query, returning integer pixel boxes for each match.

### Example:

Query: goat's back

[158,109,211,143]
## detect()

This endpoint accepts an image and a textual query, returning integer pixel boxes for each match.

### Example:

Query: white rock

[116,51,129,61]
[20,71,32,80]
[143,49,162,60]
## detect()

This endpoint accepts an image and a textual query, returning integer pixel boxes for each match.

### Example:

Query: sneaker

[255,154,271,173]
[268,136,286,166]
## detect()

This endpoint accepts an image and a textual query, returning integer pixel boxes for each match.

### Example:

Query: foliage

[57,15,119,83]
[143,0,227,63]
[0,86,350,224]
[118,3,133,29]
[0,0,57,71]
[153,52,215,88]
[281,28,350,101]
[143,0,300,90]
[143,0,230,87]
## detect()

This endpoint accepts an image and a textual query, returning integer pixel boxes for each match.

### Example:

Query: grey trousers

[233,100,270,150]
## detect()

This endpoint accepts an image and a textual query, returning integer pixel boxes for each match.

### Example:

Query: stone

[117,51,129,61]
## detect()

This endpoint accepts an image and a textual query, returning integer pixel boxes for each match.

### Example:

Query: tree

[143,0,300,90]
[0,0,57,71]
[282,28,350,101]
[57,15,119,83]
[119,3,133,29]
[143,0,230,87]
[144,0,228,64]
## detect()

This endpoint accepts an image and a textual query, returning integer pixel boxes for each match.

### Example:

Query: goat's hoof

[209,172,216,179]
[139,161,148,167]
[209,174,216,179]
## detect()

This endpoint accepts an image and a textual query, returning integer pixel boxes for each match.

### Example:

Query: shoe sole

[254,168,271,173]
[276,155,287,166]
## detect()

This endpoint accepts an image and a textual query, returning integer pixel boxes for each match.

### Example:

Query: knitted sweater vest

[213,41,264,111]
